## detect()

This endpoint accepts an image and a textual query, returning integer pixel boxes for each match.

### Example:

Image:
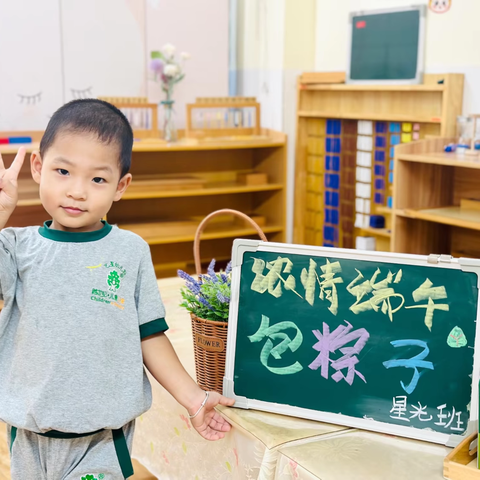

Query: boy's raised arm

[0,148,26,230]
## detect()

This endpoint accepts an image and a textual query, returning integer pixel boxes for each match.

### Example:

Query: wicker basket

[192,209,267,393]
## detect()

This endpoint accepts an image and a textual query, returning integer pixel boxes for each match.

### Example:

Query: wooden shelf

[393,138,480,256]
[17,180,40,206]
[123,180,283,200]
[132,135,285,152]
[3,128,287,277]
[398,207,480,231]
[398,152,480,169]
[294,74,464,252]
[358,227,392,238]
[374,206,392,215]
[297,111,442,124]
[0,130,286,155]
[119,220,283,245]
[300,84,445,92]
[15,179,283,206]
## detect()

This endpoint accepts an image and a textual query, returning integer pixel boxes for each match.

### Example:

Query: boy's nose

[67,182,87,200]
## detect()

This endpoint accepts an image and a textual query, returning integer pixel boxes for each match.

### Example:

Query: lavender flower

[216,291,230,304]
[207,259,218,283]
[220,273,228,284]
[226,261,232,274]
[177,269,196,285]
[198,296,214,311]
[186,281,201,295]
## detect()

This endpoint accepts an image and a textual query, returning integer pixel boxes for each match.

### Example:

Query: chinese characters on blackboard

[248,256,467,433]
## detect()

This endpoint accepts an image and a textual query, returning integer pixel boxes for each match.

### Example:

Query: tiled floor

[0,423,156,480]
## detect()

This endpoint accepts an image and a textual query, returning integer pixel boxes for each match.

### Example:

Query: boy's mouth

[62,206,86,215]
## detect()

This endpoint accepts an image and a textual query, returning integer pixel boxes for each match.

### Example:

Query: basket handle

[194,209,268,275]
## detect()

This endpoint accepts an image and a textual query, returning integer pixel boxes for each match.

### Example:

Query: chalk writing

[347,268,404,321]
[405,279,449,331]
[309,321,369,385]
[251,257,301,299]
[300,259,343,314]
[383,340,434,394]
[249,315,303,375]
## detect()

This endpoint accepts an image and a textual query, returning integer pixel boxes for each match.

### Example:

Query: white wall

[315,0,480,113]
[0,0,64,130]
[62,0,147,102]
[146,0,229,129]
[236,0,286,131]
[0,0,229,131]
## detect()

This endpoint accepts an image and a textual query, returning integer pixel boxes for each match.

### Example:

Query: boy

[0,99,235,479]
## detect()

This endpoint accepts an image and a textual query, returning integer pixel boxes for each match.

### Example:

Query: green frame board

[224,240,480,446]
[346,5,426,85]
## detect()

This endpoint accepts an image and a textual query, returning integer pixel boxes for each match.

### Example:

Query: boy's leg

[59,420,136,480]
[7,425,47,479]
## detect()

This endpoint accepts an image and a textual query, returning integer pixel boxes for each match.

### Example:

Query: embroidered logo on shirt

[81,475,98,480]
[87,261,127,310]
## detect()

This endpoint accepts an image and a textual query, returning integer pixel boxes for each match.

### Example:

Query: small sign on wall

[429,0,452,14]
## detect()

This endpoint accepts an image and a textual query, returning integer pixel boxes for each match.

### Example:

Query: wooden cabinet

[392,137,480,258]
[1,130,287,277]
[294,73,464,251]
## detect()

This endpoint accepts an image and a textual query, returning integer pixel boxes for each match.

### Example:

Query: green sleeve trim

[140,318,169,339]
[10,426,17,453]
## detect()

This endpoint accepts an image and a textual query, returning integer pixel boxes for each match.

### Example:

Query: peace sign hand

[0,148,26,222]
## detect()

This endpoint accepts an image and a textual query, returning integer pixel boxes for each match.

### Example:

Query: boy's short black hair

[40,99,133,178]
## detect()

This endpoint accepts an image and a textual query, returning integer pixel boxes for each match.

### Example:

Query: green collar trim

[38,220,112,243]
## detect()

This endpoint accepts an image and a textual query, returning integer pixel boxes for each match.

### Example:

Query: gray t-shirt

[0,221,168,433]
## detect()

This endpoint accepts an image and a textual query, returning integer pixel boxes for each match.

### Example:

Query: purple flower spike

[198,296,214,311]
[220,273,228,283]
[186,281,201,295]
[178,269,197,284]
[226,261,232,274]
[207,259,218,283]
[216,291,230,304]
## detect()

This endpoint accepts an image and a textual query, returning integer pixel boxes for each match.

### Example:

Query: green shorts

[7,421,135,480]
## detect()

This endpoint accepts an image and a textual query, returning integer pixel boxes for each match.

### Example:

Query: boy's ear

[31,151,42,184]
[114,173,132,201]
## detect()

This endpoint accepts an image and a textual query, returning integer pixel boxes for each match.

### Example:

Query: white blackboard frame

[223,239,480,447]
[345,5,426,85]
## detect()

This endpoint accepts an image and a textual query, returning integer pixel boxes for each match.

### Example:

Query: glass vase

[161,100,177,142]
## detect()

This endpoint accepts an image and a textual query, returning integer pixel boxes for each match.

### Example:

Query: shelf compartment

[399,206,480,231]
[118,220,283,245]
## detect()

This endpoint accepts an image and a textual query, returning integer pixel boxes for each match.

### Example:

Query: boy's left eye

[93,177,106,184]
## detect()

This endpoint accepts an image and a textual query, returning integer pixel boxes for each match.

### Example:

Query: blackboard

[346,6,425,84]
[224,240,480,446]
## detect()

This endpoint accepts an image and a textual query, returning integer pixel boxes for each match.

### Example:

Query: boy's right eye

[57,169,69,176]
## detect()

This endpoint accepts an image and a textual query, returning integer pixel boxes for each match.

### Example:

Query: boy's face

[31,132,131,232]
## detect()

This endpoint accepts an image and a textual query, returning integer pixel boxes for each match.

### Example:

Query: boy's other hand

[0,148,26,219]
[190,391,235,441]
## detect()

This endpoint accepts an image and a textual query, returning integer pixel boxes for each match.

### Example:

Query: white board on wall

[0,0,63,131]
